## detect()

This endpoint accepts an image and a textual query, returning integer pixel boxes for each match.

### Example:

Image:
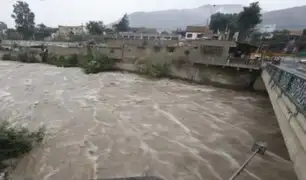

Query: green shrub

[153,45,162,52]
[184,49,190,56]
[45,53,58,65]
[46,54,79,67]
[0,121,45,162]
[166,46,176,53]
[136,53,171,77]
[17,52,40,63]
[66,54,79,66]
[81,52,115,74]
[2,53,12,60]
[137,45,146,50]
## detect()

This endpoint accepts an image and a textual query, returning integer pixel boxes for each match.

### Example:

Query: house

[130,27,158,34]
[185,26,212,40]
[289,30,303,37]
[54,25,86,39]
[259,24,276,33]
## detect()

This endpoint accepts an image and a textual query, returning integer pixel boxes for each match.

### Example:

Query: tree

[161,31,169,35]
[237,2,262,41]
[0,22,8,39]
[302,29,306,36]
[209,13,228,33]
[34,23,57,40]
[0,22,8,31]
[11,1,35,40]
[5,28,22,40]
[172,28,186,37]
[113,14,130,32]
[86,21,105,35]
[209,13,238,40]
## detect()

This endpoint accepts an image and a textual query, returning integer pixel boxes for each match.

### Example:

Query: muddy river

[0,61,296,180]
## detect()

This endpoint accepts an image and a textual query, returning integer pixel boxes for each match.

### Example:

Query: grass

[0,121,45,165]
[2,53,12,61]
[166,46,176,53]
[81,51,116,74]
[46,53,79,67]
[135,52,172,77]
[1,50,116,74]
[1,46,191,78]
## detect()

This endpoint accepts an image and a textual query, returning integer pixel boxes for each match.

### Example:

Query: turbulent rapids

[0,61,296,180]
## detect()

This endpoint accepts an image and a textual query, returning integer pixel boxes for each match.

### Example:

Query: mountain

[123,4,306,30]
[127,4,243,30]
[262,6,306,30]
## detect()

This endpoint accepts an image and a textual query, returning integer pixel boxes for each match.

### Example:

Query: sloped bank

[116,62,265,91]
[1,50,265,91]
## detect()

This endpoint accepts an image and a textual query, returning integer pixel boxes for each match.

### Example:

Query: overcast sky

[1,0,305,28]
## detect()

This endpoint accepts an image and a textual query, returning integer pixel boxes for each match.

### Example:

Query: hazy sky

[1,0,305,28]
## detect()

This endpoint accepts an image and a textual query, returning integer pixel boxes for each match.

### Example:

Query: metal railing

[266,63,306,116]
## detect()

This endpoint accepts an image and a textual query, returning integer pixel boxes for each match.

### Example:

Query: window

[197,33,203,38]
[186,33,193,38]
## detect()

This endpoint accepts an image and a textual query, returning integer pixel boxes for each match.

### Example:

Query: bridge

[262,63,306,180]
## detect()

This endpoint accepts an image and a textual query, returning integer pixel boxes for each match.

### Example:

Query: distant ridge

[113,4,306,30]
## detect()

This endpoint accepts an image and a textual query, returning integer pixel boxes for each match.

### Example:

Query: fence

[266,63,306,116]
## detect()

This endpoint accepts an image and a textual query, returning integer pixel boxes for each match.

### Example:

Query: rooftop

[186,26,210,33]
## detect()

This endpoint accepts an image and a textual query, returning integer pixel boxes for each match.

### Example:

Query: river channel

[0,61,296,180]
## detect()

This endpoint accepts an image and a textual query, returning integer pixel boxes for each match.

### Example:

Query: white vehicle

[298,59,306,64]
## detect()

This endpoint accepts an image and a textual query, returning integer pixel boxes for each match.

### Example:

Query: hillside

[123,4,306,30]
[128,4,243,29]
[262,5,306,30]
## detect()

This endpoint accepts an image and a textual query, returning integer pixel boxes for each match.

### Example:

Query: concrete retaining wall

[262,70,306,180]
[116,62,262,90]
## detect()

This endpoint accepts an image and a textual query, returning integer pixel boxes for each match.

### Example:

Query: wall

[262,65,306,180]
[116,62,261,90]
[1,40,82,48]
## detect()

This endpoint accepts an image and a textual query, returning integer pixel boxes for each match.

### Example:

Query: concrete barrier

[262,64,306,180]
[116,62,262,90]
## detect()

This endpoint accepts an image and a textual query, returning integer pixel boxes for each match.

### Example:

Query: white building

[259,24,276,33]
[185,26,212,40]
[54,25,86,40]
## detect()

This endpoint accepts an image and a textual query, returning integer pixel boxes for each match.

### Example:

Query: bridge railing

[266,63,306,116]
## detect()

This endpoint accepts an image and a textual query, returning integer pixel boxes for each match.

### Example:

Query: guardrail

[266,63,306,116]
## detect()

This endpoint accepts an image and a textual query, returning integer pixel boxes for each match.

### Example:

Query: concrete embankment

[262,69,306,180]
[116,62,265,91]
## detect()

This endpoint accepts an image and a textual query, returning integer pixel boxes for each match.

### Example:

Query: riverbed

[0,61,296,180]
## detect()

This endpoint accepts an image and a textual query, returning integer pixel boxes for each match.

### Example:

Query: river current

[0,61,296,180]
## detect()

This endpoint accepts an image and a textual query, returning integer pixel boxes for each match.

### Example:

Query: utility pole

[228,141,267,180]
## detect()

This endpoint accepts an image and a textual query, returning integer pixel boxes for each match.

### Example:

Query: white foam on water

[245,169,263,180]
[0,62,296,180]
[234,96,258,101]
[0,90,11,98]
[153,102,192,137]
[42,167,60,180]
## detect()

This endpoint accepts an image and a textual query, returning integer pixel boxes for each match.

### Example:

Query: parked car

[298,59,306,64]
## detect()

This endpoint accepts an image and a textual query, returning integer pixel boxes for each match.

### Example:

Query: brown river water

[0,61,296,180]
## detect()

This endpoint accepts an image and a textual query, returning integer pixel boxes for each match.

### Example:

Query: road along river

[0,61,296,180]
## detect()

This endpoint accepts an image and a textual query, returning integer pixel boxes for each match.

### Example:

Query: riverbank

[1,50,265,92]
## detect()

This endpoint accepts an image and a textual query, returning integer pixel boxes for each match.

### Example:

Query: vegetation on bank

[136,54,171,77]
[1,44,192,77]
[1,49,116,74]
[0,121,45,169]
